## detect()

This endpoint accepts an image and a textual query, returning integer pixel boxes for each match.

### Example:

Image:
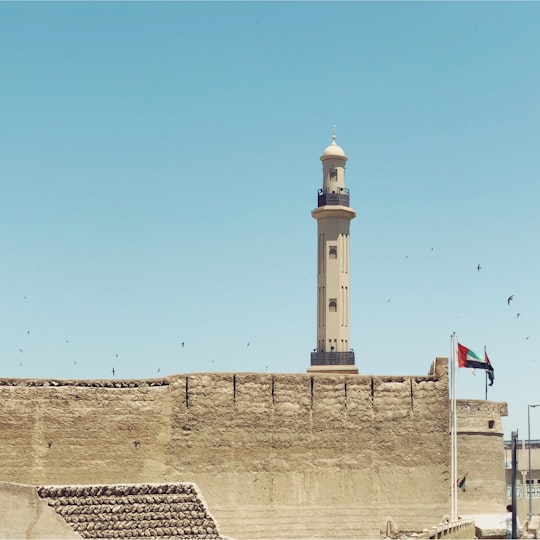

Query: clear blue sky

[1,2,539,440]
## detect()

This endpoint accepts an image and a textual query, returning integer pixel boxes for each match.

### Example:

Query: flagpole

[484,346,488,400]
[450,332,458,521]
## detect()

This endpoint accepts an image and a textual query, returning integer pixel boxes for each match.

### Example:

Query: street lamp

[528,404,540,520]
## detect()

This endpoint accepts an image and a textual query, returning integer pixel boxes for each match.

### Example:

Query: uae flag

[457,343,494,386]
[457,473,467,492]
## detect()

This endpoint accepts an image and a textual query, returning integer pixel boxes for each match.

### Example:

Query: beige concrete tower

[308,134,358,374]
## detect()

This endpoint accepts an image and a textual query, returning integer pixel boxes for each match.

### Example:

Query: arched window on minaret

[329,299,337,312]
[329,246,337,259]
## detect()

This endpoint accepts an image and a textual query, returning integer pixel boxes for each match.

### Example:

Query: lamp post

[512,431,518,539]
[528,404,540,520]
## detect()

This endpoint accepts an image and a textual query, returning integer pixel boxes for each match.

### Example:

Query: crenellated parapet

[456,399,508,435]
[0,378,170,388]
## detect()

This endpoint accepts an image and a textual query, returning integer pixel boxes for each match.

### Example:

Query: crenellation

[339,377,373,420]
[233,374,274,416]
[371,378,414,418]
[311,377,349,423]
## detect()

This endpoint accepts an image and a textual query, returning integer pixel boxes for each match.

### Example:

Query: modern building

[504,438,540,520]
[308,134,357,375]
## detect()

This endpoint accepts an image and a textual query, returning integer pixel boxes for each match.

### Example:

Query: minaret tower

[308,133,357,374]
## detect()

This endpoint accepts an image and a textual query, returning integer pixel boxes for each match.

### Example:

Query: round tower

[308,134,357,374]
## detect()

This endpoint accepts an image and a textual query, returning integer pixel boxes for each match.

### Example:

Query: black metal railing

[317,188,350,207]
[310,351,355,366]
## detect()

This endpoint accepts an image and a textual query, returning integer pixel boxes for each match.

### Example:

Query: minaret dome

[321,134,347,159]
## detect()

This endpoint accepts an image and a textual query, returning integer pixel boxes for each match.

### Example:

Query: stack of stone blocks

[37,482,226,539]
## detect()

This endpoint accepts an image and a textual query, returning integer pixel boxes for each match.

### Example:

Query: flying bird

[112,368,115,376]
[507,295,514,305]
[19,349,24,353]
[477,264,481,272]
[181,342,185,348]
[27,330,30,335]
[516,313,520,318]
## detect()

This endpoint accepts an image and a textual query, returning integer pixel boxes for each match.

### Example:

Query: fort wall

[455,399,508,515]
[0,357,504,539]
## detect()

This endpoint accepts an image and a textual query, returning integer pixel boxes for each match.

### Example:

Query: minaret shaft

[316,221,352,352]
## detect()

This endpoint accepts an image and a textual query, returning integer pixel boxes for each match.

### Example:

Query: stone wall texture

[0,357,507,539]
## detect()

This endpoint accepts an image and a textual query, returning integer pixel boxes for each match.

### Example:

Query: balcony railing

[506,485,540,498]
[310,351,355,366]
[317,188,350,208]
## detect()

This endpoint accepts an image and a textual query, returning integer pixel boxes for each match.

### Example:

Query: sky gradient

[1,2,539,440]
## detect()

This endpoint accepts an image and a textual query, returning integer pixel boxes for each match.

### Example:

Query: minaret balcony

[310,351,355,366]
[318,188,350,207]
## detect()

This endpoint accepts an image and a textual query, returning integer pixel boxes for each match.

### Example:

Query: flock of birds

[11,255,533,377]
[477,267,524,323]
[15,325,258,378]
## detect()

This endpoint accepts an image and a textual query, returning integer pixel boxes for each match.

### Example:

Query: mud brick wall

[0,357,507,538]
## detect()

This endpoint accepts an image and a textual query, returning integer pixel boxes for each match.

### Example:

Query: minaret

[308,133,357,374]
